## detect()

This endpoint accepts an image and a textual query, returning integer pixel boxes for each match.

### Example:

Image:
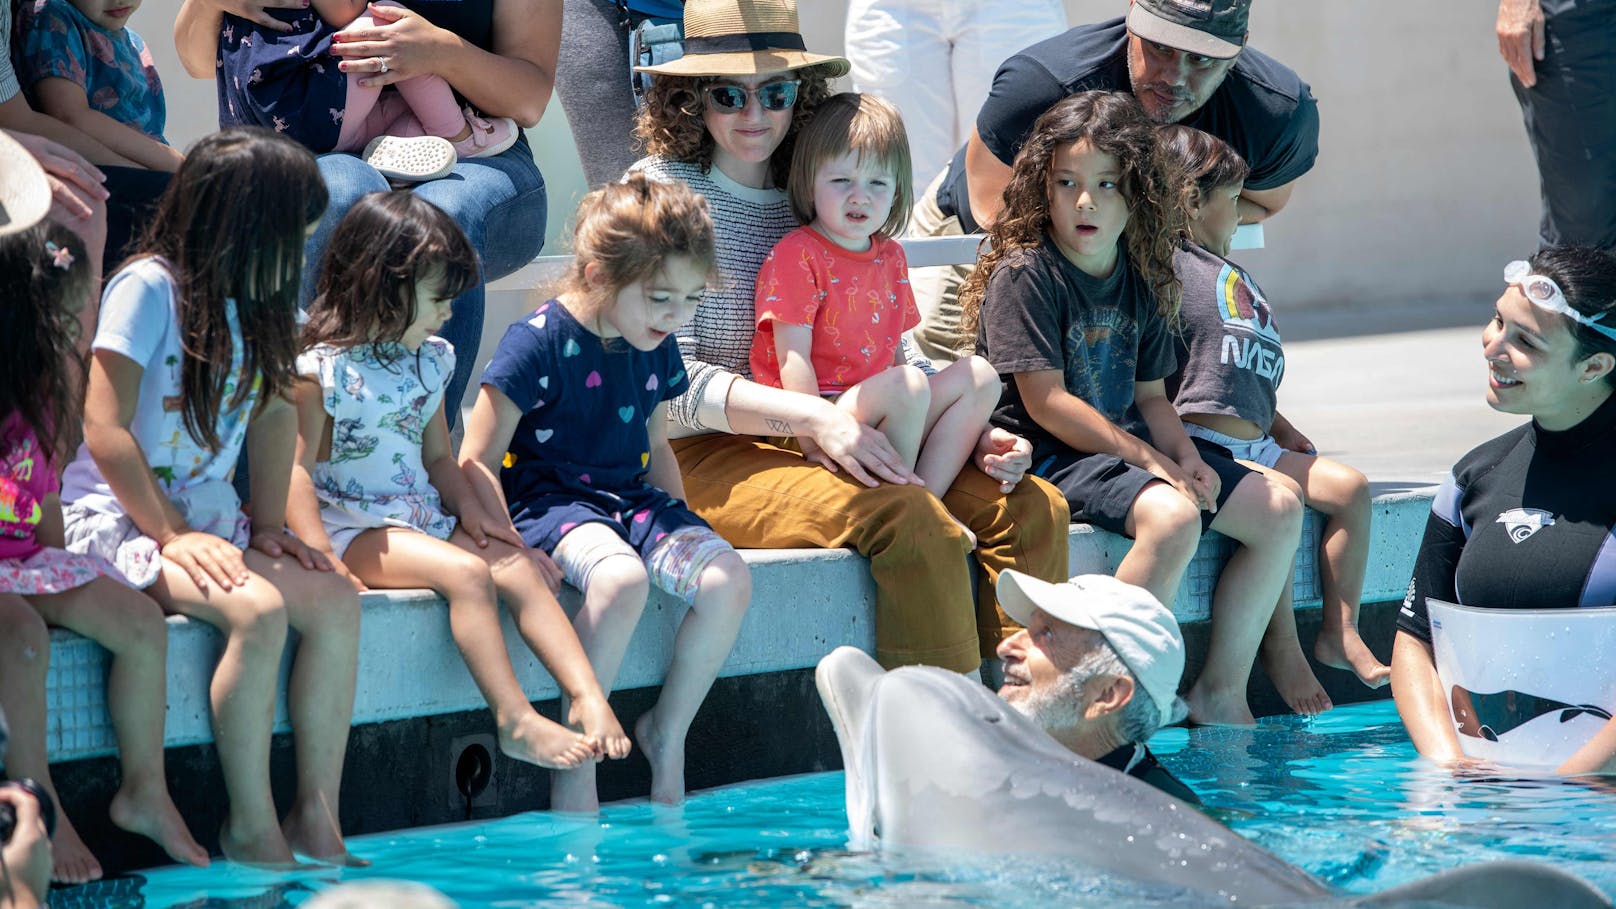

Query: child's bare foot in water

[220,813,302,870]
[1183,682,1257,727]
[1314,626,1391,689]
[569,693,631,760]
[1260,637,1333,716]
[109,779,209,868]
[282,797,367,867]
[635,709,686,806]
[500,710,596,770]
[49,815,103,884]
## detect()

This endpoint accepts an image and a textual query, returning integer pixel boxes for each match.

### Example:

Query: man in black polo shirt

[909,0,1319,362]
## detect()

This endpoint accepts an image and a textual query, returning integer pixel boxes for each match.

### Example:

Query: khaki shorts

[907,167,977,365]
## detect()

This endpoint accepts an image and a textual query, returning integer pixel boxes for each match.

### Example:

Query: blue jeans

[303,136,549,422]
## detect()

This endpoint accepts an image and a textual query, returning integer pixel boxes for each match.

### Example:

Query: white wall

[146,0,1538,311]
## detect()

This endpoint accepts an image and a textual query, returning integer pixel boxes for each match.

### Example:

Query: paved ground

[1279,300,1523,493]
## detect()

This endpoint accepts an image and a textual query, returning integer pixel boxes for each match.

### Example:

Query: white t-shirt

[60,257,259,515]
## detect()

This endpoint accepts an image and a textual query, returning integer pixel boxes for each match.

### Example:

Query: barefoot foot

[281,798,367,868]
[1314,627,1391,689]
[220,814,302,870]
[635,710,686,806]
[1183,683,1257,727]
[1260,638,1333,716]
[109,781,209,868]
[550,762,600,815]
[569,694,631,760]
[49,815,103,884]
[500,710,596,769]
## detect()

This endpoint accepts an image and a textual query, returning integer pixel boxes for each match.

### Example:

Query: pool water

[71,700,1616,908]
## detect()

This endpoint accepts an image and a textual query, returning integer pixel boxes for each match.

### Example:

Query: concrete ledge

[43,489,1432,763]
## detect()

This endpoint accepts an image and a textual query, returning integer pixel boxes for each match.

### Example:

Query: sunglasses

[1504,260,1616,342]
[704,80,801,113]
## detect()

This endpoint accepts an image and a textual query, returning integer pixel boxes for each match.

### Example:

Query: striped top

[629,155,801,435]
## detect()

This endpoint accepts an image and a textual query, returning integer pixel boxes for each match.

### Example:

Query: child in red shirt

[750,93,998,506]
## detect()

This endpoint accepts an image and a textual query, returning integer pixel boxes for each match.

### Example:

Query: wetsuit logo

[1450,685,1613,741]
[1495,507,1555,543]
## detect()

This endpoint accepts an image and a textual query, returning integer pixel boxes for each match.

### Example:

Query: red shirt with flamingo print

[749,227,921,394]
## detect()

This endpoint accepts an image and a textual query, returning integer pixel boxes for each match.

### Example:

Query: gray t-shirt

[1165,243,1283,431]
[975,238,1175,446]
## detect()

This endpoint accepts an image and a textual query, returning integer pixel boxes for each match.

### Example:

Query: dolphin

[1450,685,1614,741]
[815,646,1612,909]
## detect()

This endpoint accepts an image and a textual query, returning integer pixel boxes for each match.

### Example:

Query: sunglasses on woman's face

[704,80,801,113]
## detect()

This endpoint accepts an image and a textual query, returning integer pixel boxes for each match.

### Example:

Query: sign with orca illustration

[1429,599,1616,769]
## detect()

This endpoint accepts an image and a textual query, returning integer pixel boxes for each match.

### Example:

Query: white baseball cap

[997,570,1186,727]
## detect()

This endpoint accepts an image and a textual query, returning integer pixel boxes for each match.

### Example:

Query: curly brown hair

[959,91,1187,336]
[633,65,839,188]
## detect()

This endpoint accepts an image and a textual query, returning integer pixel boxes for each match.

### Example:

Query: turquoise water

[80,700,1616,908]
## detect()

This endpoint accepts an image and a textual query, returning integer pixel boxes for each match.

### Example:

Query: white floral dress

[297,339,457,556]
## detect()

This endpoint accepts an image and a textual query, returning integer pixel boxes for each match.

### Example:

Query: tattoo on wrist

[766,419,792,434]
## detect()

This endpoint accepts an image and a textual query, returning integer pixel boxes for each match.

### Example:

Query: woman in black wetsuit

[1392,245,1616,775]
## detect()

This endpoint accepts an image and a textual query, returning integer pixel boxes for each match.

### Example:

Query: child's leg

[470,538,630,761]
[1188,473,1306,726]
[342,528,595,769]
[148,562,299,868]
[246,550,363,866]
[27,579,209,868]
[548,523,653,814]
[1118,481,1204,608]
[1238,466,1331,716]
[0,594,102,884]
[836,365,932,470]
[916,355,1000,496]
[637,532,751,806]
[1274,451,1388,688]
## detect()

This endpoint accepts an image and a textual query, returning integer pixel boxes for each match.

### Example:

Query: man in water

[991,570,1199,802]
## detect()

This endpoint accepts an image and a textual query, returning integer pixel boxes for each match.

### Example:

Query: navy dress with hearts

[480,299,705,555]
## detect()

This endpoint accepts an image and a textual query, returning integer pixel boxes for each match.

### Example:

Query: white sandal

[362,135,457,183]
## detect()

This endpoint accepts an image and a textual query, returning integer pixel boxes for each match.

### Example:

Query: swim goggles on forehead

[703,79,800,113]
[1504,260,1616,342]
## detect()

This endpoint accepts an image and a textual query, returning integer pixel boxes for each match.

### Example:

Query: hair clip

[45,241,75,271]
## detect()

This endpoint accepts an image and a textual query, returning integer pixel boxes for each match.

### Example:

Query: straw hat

[0,131,51,237]
[635,0,849,79]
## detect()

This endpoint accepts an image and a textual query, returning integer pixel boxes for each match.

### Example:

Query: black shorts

[1029,441,1253,535]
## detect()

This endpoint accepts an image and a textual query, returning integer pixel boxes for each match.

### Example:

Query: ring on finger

[377,56,389,74]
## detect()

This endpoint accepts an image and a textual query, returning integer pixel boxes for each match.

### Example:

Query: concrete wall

[143,1,1536,311]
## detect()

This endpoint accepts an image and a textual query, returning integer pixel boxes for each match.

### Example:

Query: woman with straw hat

[604,0,1070,808]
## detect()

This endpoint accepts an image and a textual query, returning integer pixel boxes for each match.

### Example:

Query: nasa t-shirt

[1400,390,1616,642]
[1165,243,1283,431]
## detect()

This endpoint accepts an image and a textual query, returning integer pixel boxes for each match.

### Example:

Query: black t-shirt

[937,18,1320,233]
[1399,391,1616,642]
[974,238,1175,446]
[1166,242,1284,430]
[1096,743,1202,806]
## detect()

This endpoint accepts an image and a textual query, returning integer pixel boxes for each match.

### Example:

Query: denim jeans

[303,135,549,422]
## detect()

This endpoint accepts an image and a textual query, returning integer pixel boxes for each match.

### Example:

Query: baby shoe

[453,107,520,159]
[362,135,457,183]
